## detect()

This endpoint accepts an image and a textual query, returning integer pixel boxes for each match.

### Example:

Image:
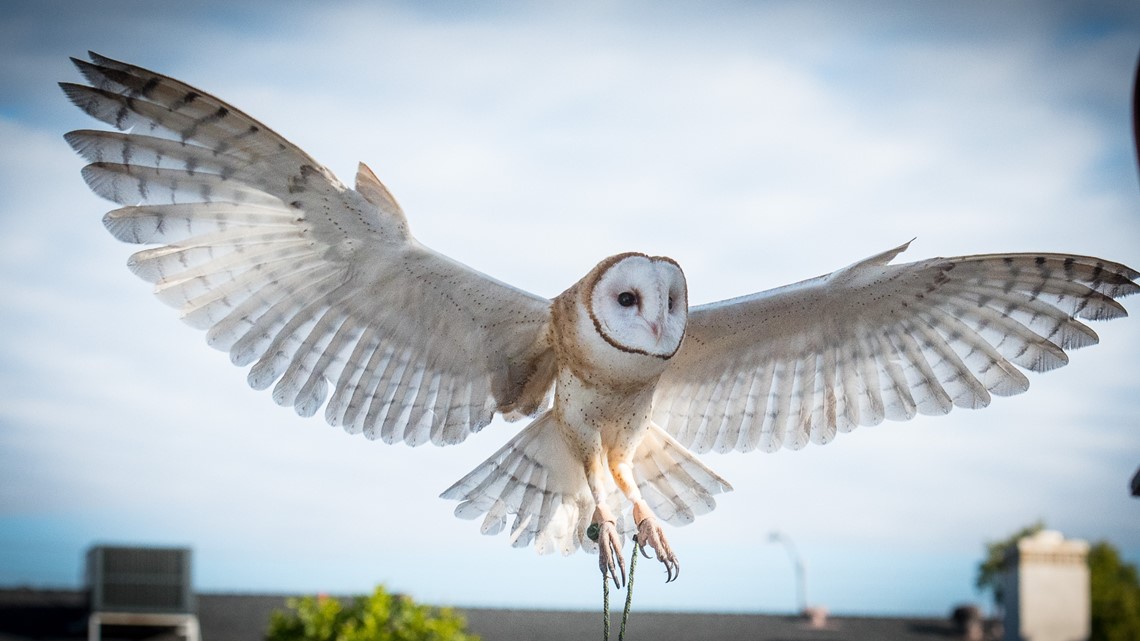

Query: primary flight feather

[62,52,1138,586]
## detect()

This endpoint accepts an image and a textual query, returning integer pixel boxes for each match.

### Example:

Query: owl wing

[62,52,555,446]
[653,241,1139,453]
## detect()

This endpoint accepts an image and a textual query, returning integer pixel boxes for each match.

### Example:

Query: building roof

[0,588,984,641]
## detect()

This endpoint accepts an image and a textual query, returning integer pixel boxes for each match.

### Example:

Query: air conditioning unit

[87,545,195,614]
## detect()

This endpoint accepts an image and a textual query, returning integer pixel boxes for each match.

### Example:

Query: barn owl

[62,53,1138,587]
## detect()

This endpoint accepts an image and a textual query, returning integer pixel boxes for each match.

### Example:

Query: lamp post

[767,530,807,613]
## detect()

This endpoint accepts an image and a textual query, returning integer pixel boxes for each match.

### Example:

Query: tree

[1088,542,1140,641]
[975,520,1045,608]
[266,585,480,641]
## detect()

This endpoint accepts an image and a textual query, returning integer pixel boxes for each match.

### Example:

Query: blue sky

[1,0,1138,617]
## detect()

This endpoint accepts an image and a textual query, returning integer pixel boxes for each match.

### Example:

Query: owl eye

[617,291,638,307]
[668,296,675,311]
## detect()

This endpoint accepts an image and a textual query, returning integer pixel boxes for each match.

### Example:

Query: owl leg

[632,499,679,582]
[587,460,626,589]
[610,459,680,582]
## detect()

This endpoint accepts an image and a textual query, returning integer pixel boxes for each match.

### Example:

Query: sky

[1,0,1138,619]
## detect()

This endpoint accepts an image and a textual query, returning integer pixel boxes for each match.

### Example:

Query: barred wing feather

[654,241,1139,454]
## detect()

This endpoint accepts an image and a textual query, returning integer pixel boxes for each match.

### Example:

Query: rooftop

[0,587,990,641]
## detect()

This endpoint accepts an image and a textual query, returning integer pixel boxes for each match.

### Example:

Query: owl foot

[589,519,627,589]
[635,515,679,582]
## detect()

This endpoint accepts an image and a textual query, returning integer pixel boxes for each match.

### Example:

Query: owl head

[586,252,688,359]
[553,253,688,387]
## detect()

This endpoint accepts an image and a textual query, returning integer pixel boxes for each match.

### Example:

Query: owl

[62,53,1137,587]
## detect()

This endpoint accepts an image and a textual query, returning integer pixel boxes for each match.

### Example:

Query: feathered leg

[617,422,735,582]
[587,457,627,588]
[609,454,680,582]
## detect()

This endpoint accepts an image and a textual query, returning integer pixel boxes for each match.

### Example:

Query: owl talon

[636,516,680,582]
[595,520,626,589]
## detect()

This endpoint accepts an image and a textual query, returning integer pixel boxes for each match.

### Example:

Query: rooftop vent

[86,545,200,640]
[87,545,195,614]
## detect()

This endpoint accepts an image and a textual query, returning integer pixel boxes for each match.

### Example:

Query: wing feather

[871,332,911,422]
[761,359,795,452]
[102,202,295,246]
[738,359,775,451]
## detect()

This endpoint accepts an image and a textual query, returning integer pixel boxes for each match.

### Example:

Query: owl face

[587,253,688,360]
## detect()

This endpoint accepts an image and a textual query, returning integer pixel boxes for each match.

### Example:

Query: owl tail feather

[441,413,603,556]
[634,423,734,527]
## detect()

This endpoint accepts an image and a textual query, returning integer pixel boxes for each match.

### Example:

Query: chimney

[1001,530,1090,641]
[802,605,828,629]
[951,604,984,641]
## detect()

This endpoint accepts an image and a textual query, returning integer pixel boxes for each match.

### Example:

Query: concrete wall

[1002,530,1090,641]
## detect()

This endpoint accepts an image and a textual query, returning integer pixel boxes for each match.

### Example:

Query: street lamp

[767,530,807,613]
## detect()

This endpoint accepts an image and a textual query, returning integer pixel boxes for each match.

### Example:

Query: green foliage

[265,585,480,641]
[1088,542,1140,641]
[975,520,1045,607]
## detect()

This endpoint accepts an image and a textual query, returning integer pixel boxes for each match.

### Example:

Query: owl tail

[441,413,602,556]
[633,422,734,527]
[441,415,733,555]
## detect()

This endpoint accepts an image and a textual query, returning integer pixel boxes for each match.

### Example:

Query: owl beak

[645,311,667,342]
[647,321,661,340]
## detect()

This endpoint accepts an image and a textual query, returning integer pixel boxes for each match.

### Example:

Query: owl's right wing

[62,52,555,446]
[653,241,1138,454]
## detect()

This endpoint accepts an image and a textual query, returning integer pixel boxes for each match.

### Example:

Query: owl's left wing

[653,241,1138,453]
